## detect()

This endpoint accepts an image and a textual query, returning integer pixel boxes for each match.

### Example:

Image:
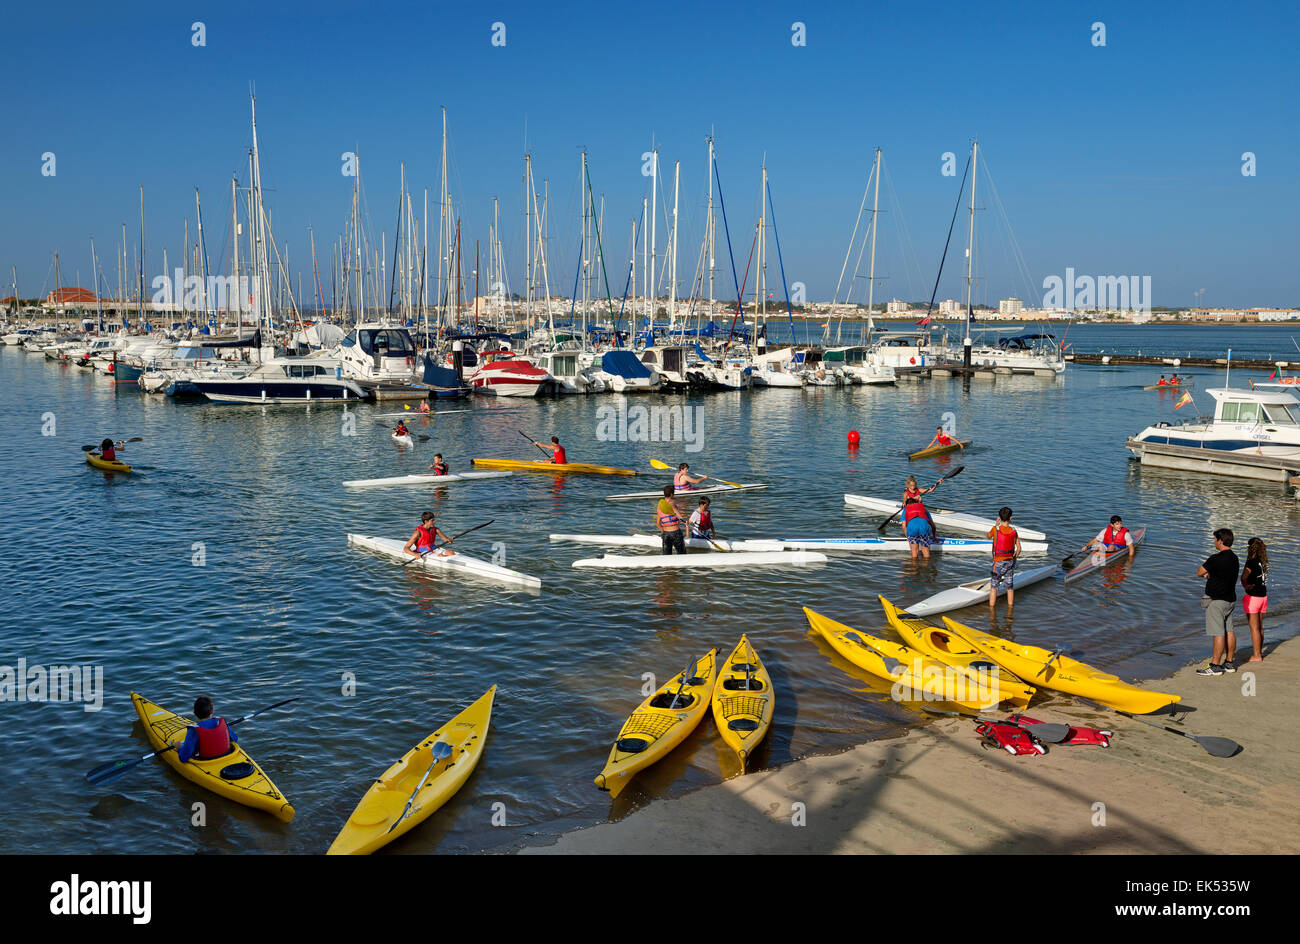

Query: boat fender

[220,762,256,780]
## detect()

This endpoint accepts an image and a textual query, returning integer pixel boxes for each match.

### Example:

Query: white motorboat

[822,345,896,385]
[467,349,555,397]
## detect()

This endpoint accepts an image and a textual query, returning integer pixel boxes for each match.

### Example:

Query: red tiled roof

[47,287,98,303]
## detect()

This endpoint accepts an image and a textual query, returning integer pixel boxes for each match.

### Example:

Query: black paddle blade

[85,758,141,786]
[1196,735,1242,758]
[80,445,96,452]
[942,465,965,479]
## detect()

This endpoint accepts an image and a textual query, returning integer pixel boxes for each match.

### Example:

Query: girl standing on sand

[1241,537,1268,663]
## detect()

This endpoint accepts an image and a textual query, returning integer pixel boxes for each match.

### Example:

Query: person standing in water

[656,485,686,555]
[986,507,1022,609]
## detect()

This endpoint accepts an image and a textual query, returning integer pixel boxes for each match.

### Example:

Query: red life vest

[552,445,567,464]
[692,509,713,533]
[657,499,680,530]
[432,462,448,476]
[415,524,436,550]
[903,487,922,504]
[1103,524,1128,548]
[903,501,928,522]
[102,446,116,461]
[193,718,232,760]
[990,524,1017,561]
[935,433,952,446]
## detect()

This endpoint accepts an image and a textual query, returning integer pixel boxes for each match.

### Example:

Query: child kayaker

[403,511,455,559]
[1240,536,1268,663]
[1082,515,1133,553]
[656,485,686,555]
[98,438,118,461]
[688,496,714,539]
[901,495,935,561]
[417,399,431,413]
[394,420,410,438]
[177,696,237,763]
[427,453,449,476]
[675,462,708,492]
[987,506,1022,608]
[533,435,567,464]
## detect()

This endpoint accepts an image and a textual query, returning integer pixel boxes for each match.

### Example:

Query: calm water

[2,328,1296,854]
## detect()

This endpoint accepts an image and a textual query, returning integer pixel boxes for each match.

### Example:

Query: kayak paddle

[877,465,964,533]
[667,659,698,709]
[85,696,300,786]
[650,458,742,489]
[403,519,495,567]
[921,708,1070,744]
[1084,701,1240,757]
[518,429,552,458]
[388,740,455,833]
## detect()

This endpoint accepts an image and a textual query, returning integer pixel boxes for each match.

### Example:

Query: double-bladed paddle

[877,465,964,533]
[518,429,552,458]
[403,520,495,567]
[1081,700,1241,757]
[85,696,300,786]
[81,437,143,453]
[668,659,698,709]
[387,740,455,833]
[649,458,742,489]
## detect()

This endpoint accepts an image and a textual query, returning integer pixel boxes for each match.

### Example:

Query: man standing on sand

[1195,528,1240,676]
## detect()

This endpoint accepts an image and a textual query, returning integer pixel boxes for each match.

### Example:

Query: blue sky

[2,0,1297,308]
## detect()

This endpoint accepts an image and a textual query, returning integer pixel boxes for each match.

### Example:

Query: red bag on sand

[975,720,1047,755]
[1008,714,1113,747]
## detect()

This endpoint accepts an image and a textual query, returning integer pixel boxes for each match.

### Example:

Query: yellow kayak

[711,635,774,774]
[908,440,971,460]
[596,649,717,799]
[803,607,1004,711]
[472,458,638,476]
[85,450,131,474]
[940,616,1181,714]
[328,686,495,855]
[130,692,294,822]
[878,596,1035,707]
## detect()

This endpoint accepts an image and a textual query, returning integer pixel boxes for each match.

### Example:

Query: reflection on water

[1,344,1296,854]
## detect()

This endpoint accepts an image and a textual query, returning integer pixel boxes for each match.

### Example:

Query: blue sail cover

[422,354,466,389]
[601,349,654,379]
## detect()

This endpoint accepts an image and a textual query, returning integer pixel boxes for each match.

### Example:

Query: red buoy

[847,430,861,445]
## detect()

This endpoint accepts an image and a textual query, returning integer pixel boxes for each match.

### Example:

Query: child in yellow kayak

[403,512,455,558]
[177,696,236,763]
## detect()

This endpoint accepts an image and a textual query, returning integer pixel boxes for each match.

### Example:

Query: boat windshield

[1220,402,1261,423]
[1262,403,1297,425]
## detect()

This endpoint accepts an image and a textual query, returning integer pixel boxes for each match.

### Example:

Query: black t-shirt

[1202,549,1240,602]
[1242,558,1267,597]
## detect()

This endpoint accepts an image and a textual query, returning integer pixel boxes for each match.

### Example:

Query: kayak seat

[615,737,650,754]
[350,791,408,827]
[731,662,759,672]
[649,692,696,710]
[970,660,999,672]
[721,677,764,692]
[728,719,761,732]
[219,761,255,781]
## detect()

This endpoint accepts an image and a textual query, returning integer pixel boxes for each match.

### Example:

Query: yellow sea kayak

[804,607,1003,711]
[472,458,638,476]
[328,686,495,855]
[878,596,1035,707]
[940,616,1181,714]
[130,692,294,822]
[85,450,131,474]
[596,649,717,799]
[908,440,971,460]
[711,635,773,774]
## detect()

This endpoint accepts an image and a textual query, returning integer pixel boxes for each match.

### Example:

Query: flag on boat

[1269,370,1276,379]
[1175,391,1193,410]
[915,315,931,326]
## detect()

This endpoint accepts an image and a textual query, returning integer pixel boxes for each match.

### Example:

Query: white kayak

[572,550,827,570]
[347,534,541,589]
[743,537,1049,554]
[605,483,769,502]
[843,494,1048,542]
[344,471,514,488]
[549,533,773,552]
[904,564,1059,616]
[1063,527,1146,584]
[372,410,470,418]
[392,432,416,447]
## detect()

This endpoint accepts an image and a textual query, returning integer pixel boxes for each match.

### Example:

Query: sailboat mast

[707,138,715,317]
[864,147,881,344]
[964,140,978,369]
[669,159,679,335]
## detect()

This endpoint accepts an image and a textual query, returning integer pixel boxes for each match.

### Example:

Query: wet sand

[523,632,1298,855]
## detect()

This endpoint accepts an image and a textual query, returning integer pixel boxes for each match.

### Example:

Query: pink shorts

[1243,594,1267,614]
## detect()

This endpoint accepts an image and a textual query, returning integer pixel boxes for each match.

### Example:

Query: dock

[1068,352,1288,369]
[1125,437,1300,483]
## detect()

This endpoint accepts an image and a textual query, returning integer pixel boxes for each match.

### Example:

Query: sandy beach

[523,631,1299,855]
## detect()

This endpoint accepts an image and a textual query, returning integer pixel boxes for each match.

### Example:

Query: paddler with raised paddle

[403,511,456,559]
[530,434,567,464]
[656,485,687,555]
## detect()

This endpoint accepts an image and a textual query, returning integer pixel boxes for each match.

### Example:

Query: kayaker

[986,506,1022,608]
[1156,375,1167,386]
[177,696,237,764]
[1195,528,1239,676]
[394,420,410,438]
[688,496,714,539]
[901,495,935,561]
[427,453,449,476]
[901,472,950,506]
[674,462,708,492]
[417,399,431,413]
[656,485,686,555]
[920,426,959,453]
[98,438,118,462]
[533,436,567,464]
[1169,373,1180,385]
[1240,536,1268,663]
[403,511,455,559]
[1083,515,1133,552]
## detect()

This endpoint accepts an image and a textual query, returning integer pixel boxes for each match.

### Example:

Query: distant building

[938,299,962,317]
[999,297,1023,316]
[886,299,909,315]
